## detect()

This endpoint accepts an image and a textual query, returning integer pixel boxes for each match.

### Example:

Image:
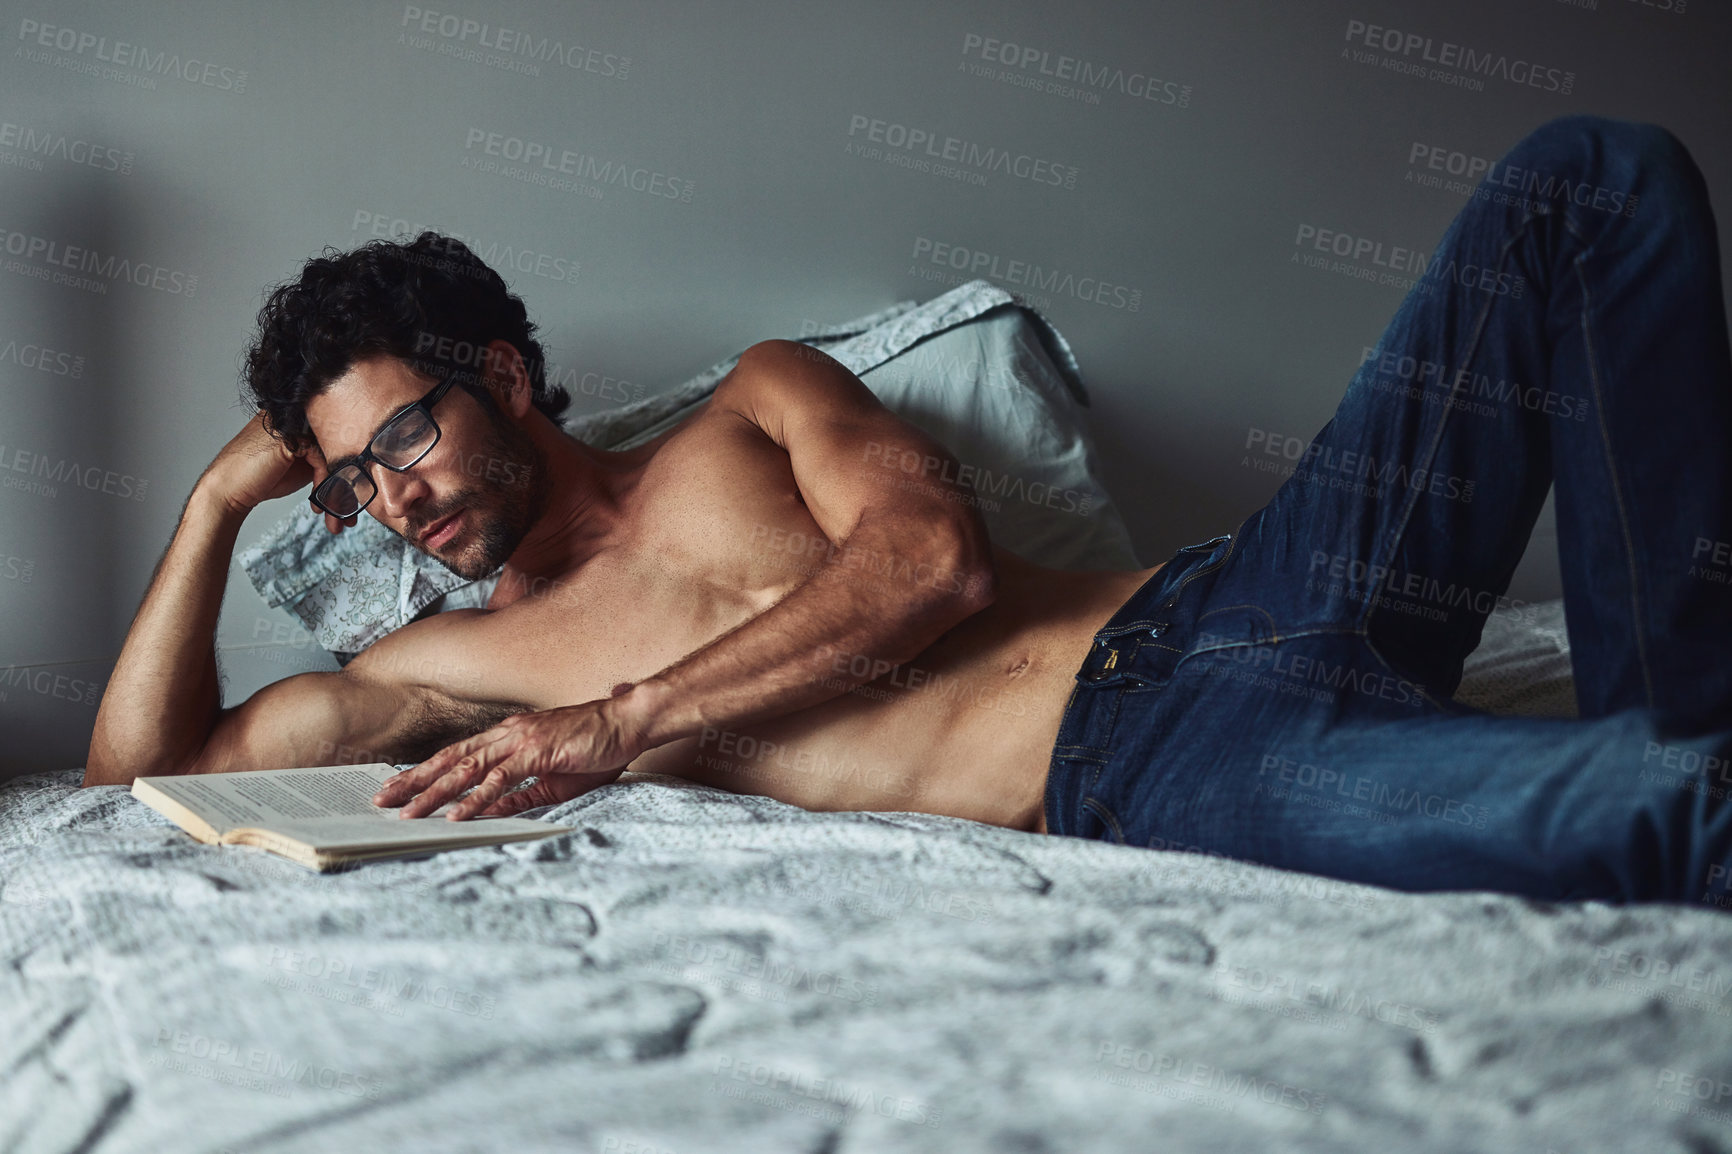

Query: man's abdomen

[641,557,1161,832]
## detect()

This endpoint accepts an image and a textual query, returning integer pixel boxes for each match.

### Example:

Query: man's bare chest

[446,417,838,709]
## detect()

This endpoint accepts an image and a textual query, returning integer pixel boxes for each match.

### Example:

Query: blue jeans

[1045,116,1732,905]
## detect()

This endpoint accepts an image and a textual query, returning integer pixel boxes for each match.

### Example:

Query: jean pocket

[1081,796,1126,845]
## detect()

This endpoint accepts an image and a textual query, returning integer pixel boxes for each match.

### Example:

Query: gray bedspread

[6,601,1732,1153]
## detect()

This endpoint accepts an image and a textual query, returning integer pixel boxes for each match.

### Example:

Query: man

[87,115,1732,905]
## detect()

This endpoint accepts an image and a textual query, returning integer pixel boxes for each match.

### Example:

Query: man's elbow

[848,506,995,623]
[82,726,132,788]
[932,528,997,617]
[81,748,137,789]
[953,552,997,613]
[82,753,171,790]
[83,735,208,789]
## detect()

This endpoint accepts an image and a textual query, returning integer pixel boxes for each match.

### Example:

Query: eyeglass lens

[315,408,439,516]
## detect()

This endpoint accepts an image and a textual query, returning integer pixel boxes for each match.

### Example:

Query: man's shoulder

[709,339,864,429]
[343,606,499,696]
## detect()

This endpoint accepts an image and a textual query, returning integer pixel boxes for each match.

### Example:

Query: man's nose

[371,465,432,520]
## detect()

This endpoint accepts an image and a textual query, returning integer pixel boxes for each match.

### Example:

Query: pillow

[237,279,1140,661]
[849,307,1137,571]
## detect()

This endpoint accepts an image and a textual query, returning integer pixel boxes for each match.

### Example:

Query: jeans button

[1148,623,1168,637]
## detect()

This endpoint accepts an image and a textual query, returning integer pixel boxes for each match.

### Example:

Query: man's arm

[385,338,1000,818]
[618,338,998,744]
[84,484,242,784]
[84,413,441,786]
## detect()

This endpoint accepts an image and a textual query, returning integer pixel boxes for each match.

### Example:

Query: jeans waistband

[1074,533,1234,687]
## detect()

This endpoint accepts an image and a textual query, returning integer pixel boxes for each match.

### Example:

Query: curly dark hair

[242,231,570,453]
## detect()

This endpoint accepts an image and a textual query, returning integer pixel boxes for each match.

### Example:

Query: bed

[5,284,1726,1153]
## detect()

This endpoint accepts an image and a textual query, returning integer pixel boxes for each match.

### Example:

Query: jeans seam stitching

[1081,796,1126,844]
[1574,248,1657,709]
[1196,603,1279,630]
[1173,625,1367,673]
[1360,208,1540,645]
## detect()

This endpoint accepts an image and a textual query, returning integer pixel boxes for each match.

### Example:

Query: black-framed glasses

[311,377,457,518]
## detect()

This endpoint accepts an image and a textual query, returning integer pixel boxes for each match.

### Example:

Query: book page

[139,763,567,851]
[140,764,410,836]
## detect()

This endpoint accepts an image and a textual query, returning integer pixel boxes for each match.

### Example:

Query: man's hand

[198,411,356,534]
[371,697,645,820]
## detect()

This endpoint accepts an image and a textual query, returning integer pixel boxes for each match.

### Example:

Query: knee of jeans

[1513,115,1703,208]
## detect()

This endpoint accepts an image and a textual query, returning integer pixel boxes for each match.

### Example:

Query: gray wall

[2,0,1727,776]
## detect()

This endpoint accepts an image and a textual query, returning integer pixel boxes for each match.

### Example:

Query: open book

[131,763,572,872]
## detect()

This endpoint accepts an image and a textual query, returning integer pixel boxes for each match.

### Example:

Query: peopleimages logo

[0,441,148,501]
[1243,426,1476,504]
[351,210,580,286]
[863,437,1098,517]
[0,226,197,296]
[0,334,83,378]
[1358,345,1587,422]
[910,236,1140,310]
[16,18,248,92]
[846,115,1078,189]
[1404,141,1639,218]
[150,1027,381,1100]
[1342,19,1575,95]
[0,663,101,706]
[397,5,629,78]
[1292,222,1524,299]
[0,120,133,174]
[710,1055,944,1127]
[461,128,693,202]
[959,33,1192,108]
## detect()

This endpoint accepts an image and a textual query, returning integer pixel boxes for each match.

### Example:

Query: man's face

[304,355,547,581]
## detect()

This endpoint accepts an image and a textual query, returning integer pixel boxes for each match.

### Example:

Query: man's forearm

[613,508,995,750]
[84,483,248,785]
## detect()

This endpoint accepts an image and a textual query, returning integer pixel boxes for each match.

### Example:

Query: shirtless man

[86,116,1732,904]
[82,242,1141,836]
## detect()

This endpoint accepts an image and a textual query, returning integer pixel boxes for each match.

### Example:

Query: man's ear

[482,339,533,418]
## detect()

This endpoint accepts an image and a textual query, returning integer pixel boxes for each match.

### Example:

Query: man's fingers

[480,778,546,818]
[375,729,507,806]
[480,776,582,817]
[373,758,449,807]
[447,759,531,821]
[397,757,490,819]
[382,738,515,817]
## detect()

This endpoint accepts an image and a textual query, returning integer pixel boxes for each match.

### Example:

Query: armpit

[391,691,535,765]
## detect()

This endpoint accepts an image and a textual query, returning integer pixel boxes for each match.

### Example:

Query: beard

[402,406,548,582]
